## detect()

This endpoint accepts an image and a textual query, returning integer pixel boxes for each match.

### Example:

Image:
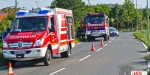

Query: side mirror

[50,25,55,32]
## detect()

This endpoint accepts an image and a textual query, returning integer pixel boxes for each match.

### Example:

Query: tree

[50,0,87,28]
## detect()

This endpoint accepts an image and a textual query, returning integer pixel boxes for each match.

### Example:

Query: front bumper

[2,47,47,61]
[110,33,118,36]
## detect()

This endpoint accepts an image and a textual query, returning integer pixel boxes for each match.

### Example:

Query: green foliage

[133,31,150,61]
[0,43,6,66]
[49,0,150,30]
[144,54,150,61]
[148,71,150,75]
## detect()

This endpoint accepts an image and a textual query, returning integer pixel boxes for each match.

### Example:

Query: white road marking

[141,42,148,49]
[141,42,150,71]
[104,44,108,46]
[79,55,91,61]
[97,48,102,52]
[112,37,115,40]
[109,41,111,43]
[49,68,66,75]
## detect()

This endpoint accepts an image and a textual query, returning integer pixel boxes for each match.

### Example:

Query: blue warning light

[38,10,52,14]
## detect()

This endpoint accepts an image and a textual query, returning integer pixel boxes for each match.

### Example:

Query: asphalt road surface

[0,32,148,75]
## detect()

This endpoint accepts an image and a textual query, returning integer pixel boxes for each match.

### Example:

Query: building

[0,10,8,22]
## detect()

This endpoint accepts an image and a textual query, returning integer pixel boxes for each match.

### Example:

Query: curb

[141,42,150,71]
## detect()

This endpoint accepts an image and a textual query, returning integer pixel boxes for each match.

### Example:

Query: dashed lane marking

[79,55,91,61]
[49,68,66,75]
[104,44,108,46]
[97,48,102,52]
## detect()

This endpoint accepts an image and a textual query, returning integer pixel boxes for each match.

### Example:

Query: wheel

[92,37,95,41]
[43,49,52,66]
[104,35,108,41]
[87,35,91,42]
[6,59,16,67]
[108,35,109,40]
[61,45,71,58]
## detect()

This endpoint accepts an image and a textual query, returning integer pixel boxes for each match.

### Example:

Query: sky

[0,0,149,10]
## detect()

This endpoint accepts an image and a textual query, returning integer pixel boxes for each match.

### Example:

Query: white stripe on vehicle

[52,44,59,50]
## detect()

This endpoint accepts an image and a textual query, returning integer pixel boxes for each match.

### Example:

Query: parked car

[109,27,119,37]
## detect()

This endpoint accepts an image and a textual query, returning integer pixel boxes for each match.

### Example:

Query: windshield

[10,17,48,32]
[86,16,105,23]
[109,28,117,31]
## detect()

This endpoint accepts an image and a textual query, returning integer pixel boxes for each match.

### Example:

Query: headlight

[34,38,44,46]
[3,41,8,48]
[103,31,105,33]
[86,31,91,34]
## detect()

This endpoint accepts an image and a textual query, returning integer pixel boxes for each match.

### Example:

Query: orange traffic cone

[91,42,95,52]
[8,62,14,75]
[100,39,104,46]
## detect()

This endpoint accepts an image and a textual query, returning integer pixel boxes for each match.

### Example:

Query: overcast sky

[0,0,149,10]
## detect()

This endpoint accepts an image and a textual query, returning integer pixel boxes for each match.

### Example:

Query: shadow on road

[136,50,147,53]
[0,55,68,71]
[132,60,147,65]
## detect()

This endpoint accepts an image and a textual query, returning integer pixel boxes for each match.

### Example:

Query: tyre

[104,35,108,41]
[91,37,95,41]
[6,59,16,67]
[108,35,109,40]
[61,45,71,58]
[43,49,52,66]
[87,35,91,42]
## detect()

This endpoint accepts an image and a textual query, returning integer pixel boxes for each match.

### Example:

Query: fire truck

[2,7,75,66]
[80,12,110,41]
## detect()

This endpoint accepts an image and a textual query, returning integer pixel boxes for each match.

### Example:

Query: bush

[133,31,150,61]
[75,38,80,44]
[0,43,1,47]
[0,43,6,67]
[144,54,150,61]
[148,71,150,75]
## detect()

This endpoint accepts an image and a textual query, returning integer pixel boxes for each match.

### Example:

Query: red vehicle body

[2,7,75,66]
[80,12,110,41]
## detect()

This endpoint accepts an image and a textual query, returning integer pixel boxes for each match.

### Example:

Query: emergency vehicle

[80,12,110,41]
[2,7,75,66]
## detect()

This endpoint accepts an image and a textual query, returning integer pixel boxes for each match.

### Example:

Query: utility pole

[146,0,149,39]
[88,0,90,6]
[35,1,38,7]
[132,0,134,3]
[136,0,138,31]
[15,0,18,8]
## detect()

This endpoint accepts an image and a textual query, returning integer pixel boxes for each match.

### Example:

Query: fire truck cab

[2,7,75,66]
[81,12,110,41]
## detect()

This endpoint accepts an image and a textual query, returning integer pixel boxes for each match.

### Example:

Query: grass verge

[133,30,150,61]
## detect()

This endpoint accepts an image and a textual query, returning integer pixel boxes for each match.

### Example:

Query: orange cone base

[100,39,104,46]
[91,42,95,52]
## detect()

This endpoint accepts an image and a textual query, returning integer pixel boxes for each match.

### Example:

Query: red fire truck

[2,7,75,66]
[80,12,110,41]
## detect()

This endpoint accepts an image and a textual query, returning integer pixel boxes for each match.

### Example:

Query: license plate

[15,51,26,54]
[16,54,24,58]
[94,27,98,29]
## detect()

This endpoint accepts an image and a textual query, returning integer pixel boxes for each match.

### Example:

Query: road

[0,32,148,75]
